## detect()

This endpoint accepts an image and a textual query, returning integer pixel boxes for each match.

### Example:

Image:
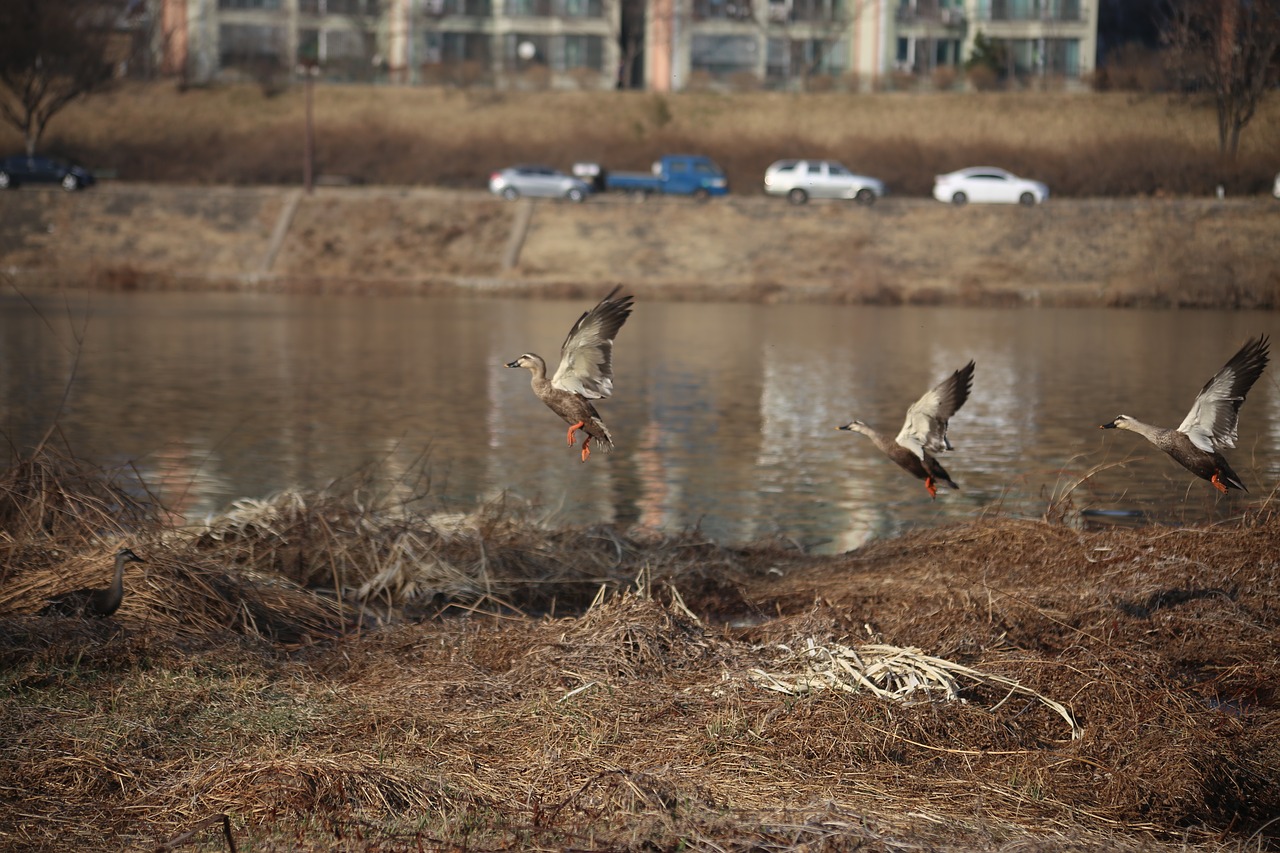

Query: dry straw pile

[0,447,1277,851]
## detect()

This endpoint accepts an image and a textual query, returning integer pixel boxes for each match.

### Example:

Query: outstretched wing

[1176,335,1269,453]
[550,286,635,399]
[895,360,975,459]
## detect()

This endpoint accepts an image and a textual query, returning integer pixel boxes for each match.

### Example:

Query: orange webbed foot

[580,437,592,463]
[925,477,938,500]
[1210,472,1229,494]
[566,420,585,447]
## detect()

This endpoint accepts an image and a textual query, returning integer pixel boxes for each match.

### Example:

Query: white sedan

[932,167,1049,206]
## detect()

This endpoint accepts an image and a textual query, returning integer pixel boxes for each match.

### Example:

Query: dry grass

[0,447,1278,851]
[8,82,1280,197]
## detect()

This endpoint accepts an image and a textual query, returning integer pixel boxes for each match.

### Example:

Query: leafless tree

[763,0,861,89]
[685,0,863,90]
[1162,0,1280,158]
[0,0,124,156]
[618,0,647,88]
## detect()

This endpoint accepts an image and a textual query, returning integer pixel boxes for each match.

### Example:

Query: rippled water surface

[2,292,1278,550]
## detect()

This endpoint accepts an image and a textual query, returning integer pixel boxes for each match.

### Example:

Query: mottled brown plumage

[506,286,635,462]
[40,548,145,618]
[1101,335,1269,493]
[838,360,975,498]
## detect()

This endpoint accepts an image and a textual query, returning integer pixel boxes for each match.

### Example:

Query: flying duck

[838,360,975,498]
[1101,335,1269,493]
[506,286,635,462]
[40,548,145,618]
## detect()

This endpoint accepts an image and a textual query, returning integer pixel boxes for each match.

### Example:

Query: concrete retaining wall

[2,184,1277,308]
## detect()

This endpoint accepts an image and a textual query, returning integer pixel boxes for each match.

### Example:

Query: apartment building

[160,0,1093,90]
[165,0,620,87]
[645,0,1096,90]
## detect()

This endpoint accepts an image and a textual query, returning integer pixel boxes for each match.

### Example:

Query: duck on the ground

[837,360,976,498]
[506,286,635,462]
[40,547,145,618]
[1100,335,1269,493]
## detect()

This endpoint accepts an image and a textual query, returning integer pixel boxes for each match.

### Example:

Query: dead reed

[0,448,1277,851]
[10,83,1279,197]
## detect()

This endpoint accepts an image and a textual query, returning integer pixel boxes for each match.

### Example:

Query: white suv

[764,159,885,206]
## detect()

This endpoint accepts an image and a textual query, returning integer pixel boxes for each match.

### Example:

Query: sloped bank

[2,183,1277,308]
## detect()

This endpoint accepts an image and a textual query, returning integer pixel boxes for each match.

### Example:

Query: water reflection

[1,292,1277,550]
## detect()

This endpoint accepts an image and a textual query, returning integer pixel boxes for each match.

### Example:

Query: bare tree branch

[1162,0,1280,158]
[0,0,123,156]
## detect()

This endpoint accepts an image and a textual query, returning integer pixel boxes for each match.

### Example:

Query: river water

[2,292,1277,551]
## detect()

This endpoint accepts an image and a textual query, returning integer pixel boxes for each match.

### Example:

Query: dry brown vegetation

[1,446,1278,852]
[6,82,1280,198]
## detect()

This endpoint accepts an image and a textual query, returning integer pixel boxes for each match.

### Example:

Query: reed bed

[0,447,1277,851]
[9,83,1279,197]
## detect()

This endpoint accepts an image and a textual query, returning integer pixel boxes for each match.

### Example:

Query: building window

[1042,37,1080,74]
[692,0,754,22]
[219,23,286,66]
[426,0,492,14]
[982,0,1082,21]
[561,34,604,69]
[789,0,842,23]
[306,0,378,11]
[989,36,1080,76]
[218,0,281,9]
[505,0,553,16]
[423,31,492,63]
[561,0,603,17]
[691,34,758,75]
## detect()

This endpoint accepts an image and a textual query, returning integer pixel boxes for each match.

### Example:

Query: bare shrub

[248,59,289,98]
[930,65,959,91]
[518,64,552,91]
[566,66,603,91]
[685,69,716,92]
[727,70,761,92]
[887,69,917,91]
[418,63,448,87]
[89,262,146,291]
[965,64,1000,91]
[451,59,491,88]
[805,73,837,92]
[1096,43,1172,92]
[645,93,673,130]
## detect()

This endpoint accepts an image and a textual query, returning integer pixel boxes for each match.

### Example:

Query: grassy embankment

[5,82,1279,197]
[1,446,1277,851]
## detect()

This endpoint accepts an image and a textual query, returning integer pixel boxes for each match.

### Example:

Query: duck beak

[1099,421,1117,429]
[836,423,851,431]
[504,360,520,368]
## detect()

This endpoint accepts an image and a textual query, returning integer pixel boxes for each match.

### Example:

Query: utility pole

[300,61,319,193]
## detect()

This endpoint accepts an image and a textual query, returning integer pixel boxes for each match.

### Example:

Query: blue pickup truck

[588,154,729,199]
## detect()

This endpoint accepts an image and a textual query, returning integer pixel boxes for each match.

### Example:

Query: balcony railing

[895,1,967,25]
[423,0,493,15]
[981,0,1084,22]
[298,0,382,14]
[692,0,755,22]
[504,0,603,17]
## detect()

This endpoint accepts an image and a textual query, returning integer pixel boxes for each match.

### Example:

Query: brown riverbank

[2,451,1278,851]
[2,183,1277,308]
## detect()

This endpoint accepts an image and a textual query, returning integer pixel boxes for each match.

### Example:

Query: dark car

[0,154,96,191]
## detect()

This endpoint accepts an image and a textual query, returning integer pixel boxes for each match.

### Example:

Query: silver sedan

[489,165,590,202]
[764,159,885,205]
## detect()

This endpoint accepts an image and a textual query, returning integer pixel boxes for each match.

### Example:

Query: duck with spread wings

[1100,335,1269,493]
[837,360,976,498]
[506,286,635,462]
